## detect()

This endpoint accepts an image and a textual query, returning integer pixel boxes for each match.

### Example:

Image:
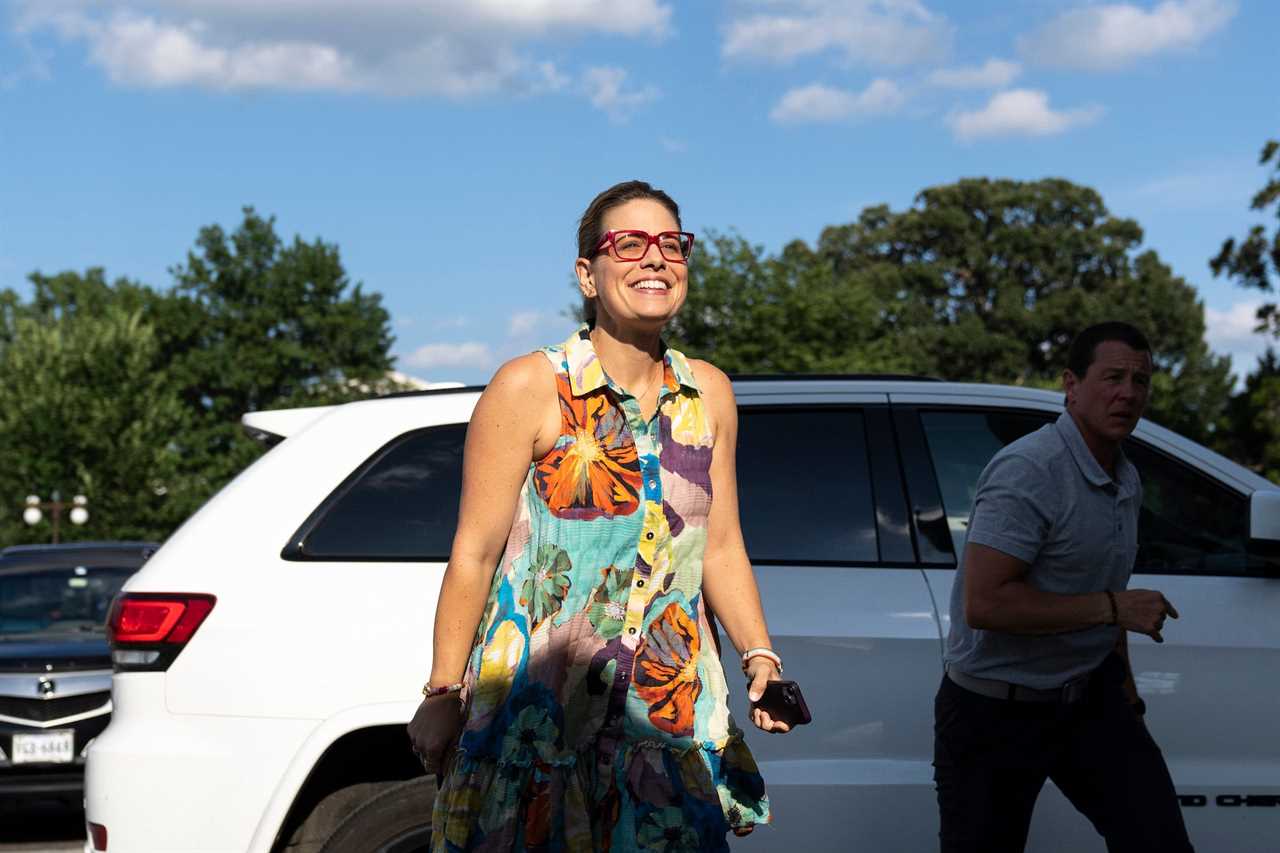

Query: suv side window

[918,409,1280,578]
[918,410,1052,557]
[1124,442,1279,578]
[284,424,467,561]
[736,408,879,563]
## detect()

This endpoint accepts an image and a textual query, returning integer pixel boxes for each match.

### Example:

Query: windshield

[0,565,136,638]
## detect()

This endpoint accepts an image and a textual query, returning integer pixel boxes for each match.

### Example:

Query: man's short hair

[1066,322,1152,378]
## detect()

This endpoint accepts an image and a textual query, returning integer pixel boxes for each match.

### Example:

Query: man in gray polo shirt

[934,322,1193,852]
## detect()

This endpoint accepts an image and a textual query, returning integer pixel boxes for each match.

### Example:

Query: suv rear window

[284,425,467,561]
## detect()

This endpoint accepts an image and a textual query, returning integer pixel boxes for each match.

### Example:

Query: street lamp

[23,491,89,544]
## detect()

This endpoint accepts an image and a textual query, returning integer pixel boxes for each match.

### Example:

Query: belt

[946,668,1090,704]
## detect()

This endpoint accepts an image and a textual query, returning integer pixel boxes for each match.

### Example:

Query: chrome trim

[0,670,112,699]
[0,699,112,728]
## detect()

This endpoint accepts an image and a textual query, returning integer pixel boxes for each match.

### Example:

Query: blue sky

[2,0,1276,387]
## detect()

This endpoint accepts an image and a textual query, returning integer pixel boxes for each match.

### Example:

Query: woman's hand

[746,658,791,734]
[407,693,464,774]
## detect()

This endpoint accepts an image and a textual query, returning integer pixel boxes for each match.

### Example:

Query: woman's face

[577,198,688,332]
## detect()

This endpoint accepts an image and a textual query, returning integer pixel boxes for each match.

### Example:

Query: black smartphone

[754,679,812,727]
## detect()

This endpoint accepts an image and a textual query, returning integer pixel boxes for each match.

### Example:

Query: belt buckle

[1060,677,1087,704]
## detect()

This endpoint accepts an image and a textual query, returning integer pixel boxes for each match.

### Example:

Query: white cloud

[1205,298,1271,385]
[1206,298,1268,348]
[507,310,544,337]
[1018,0,1237,71]
[15,0,671,98]
[723,0,952,67]
[927,58,1020,89]
[582,66,659,122]
[947,89,1103,141]
[660,137,687,153]
[771,78,906,123]
[402,341,494,370]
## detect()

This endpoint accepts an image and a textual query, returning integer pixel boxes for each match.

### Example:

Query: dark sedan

[0,541,156,803]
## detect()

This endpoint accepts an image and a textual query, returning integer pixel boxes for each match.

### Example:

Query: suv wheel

[316,776,435,853]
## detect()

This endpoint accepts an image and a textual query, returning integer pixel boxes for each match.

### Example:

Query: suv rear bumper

[85,676,315,853]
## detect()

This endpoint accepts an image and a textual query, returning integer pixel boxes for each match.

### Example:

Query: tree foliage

[1212,139,1280,335]
[2,209,397,543]
[0,307,188,544]
[1218,349,1280,483]
[671,178,1233,445]
[1212,139,1280,480]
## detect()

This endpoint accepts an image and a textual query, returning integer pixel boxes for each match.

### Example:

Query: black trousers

[933,654,1194,853]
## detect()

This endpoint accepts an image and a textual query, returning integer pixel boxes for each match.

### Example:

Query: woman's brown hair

[577,180,681,325]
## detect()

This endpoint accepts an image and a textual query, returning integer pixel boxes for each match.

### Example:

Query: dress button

[645,531,654,540]
[637,579,644,587]
[628,627,637,635]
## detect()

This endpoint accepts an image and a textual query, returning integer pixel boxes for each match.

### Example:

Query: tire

[317,776,436,853]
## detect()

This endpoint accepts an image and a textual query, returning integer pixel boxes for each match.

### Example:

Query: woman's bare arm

[427,353,557,687]
[692,362,787,732]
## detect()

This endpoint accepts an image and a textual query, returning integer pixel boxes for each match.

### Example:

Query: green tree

[6,208,400,540]
[0,307,188,544]
[673,178,1232,444]
[1218,349,1280,482]
[1212,139,1280,336]
[666,232,902,373]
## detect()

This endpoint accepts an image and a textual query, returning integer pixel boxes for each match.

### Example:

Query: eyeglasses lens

[612,231,692,261]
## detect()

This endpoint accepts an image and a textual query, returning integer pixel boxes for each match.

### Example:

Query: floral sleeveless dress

[431,325,770,852]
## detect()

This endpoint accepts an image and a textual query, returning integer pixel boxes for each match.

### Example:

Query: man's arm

[964,542,1179,640]
[963,542,1112,634]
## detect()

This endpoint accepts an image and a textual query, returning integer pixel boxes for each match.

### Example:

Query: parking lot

[0,800,82,852]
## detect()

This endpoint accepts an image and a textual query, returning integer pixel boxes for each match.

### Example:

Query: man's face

[1064,340,1154,445]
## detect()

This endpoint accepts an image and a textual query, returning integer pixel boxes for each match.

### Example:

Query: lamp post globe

[23,506,42,526]
[70,506,89,526]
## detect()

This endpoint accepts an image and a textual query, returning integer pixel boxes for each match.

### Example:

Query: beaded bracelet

[1105,590,1119,625]
[741,647,783,676]
[422,681,463,698]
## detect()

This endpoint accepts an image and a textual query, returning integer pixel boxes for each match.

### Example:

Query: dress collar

[562,324,700,398]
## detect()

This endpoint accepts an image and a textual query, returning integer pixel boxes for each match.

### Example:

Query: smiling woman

[406,180,796,852]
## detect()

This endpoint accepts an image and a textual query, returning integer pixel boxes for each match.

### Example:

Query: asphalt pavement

[0,799,83,852]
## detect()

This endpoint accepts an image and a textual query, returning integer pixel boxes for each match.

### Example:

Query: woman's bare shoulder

[688,358,734,400]
[473,352,557,419]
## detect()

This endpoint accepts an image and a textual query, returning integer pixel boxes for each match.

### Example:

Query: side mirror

[1250,489,1280,546]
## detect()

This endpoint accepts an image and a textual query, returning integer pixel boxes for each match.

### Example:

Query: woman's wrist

[422,680,463,698]
[741,647,783,675]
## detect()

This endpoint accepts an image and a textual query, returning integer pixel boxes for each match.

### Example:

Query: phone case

[755,679,812,727]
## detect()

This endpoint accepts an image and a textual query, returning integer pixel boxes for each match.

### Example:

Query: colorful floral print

[535,374,641,520]
[637,807,700,851]
[587,565,629,639]
[469,621,525,730]
[432,327,768,853]
[502,705,559,764]
[520,544,573,630]
[634,601,702,737]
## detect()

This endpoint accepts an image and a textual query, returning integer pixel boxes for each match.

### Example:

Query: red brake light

[112,599,184,642]
[89,821,108,850]
[107,593,216,671]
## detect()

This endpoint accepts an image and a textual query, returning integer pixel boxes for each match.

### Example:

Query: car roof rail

[728,373,943,382]
[374,384,487,400]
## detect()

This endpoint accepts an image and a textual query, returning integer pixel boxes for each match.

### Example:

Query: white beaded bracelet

[422,681,463,698]
[741,647,783,675]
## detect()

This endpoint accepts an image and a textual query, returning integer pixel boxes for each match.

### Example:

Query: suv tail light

[107,593,216,672]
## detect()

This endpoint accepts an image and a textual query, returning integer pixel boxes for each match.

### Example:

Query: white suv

[85,379,1280,853]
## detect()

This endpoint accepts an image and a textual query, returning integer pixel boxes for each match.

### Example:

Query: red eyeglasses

[593,230,695,263]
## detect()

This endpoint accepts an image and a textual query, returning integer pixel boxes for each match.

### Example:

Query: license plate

[12,730,75,764]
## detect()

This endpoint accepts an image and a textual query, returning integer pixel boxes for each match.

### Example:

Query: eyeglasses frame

[592,229,696,264]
